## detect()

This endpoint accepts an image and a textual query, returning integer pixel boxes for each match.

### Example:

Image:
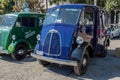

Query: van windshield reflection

[44,8,81,25]
[1,15,17,27]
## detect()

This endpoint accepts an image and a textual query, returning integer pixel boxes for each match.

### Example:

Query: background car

[110,24,120,38]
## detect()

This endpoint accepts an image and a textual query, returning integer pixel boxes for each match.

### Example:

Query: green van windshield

[1,14,17,27]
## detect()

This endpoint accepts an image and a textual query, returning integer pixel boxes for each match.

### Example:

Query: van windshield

[44,8,81,25]
[1,14,17,27]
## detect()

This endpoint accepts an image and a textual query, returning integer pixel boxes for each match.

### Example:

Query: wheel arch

[86,45,94,58]
[8,40,31,53]
[71,43,94,61]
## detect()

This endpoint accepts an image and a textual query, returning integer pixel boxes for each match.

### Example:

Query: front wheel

[11,44,27,60]
[74,50,89,76]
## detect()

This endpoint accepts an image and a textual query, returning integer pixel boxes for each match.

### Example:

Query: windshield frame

[43,7,81,26]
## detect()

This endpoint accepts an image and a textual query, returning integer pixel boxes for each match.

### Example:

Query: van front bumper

[31,53,78,67]
[0,46,8,54]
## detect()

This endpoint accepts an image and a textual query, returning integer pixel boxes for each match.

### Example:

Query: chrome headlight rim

[76,36,84,45]
[36,34,40,41]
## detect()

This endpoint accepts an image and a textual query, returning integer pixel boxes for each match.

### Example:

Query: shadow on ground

[111,37,120,40]
[0,54,36,64]
[44,49,120,80]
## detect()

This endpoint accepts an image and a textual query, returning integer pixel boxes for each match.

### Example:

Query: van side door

[21,16,39,48]
[78,7,96,44]
[11,16,23,41]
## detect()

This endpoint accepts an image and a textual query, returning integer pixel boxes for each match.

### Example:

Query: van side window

[16,17,21,27]
[100,11,108,29]
[29,17,35,27]
[79,8,95,26]
[85,11,94,25]
[21,17,35,27]
[39,17,44,26]
[22,17,29,27]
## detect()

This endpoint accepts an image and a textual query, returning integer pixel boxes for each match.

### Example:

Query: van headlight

[36,34,40,41]
[76,36,84,45]
[12,35,16,40]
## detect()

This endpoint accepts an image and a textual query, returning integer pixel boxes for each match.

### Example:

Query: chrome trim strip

[31,53,77,67]
[48,31,53,56]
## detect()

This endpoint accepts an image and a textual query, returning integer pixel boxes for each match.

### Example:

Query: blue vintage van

[31,4,110,75]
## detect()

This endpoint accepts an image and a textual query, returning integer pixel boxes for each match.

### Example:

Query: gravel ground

[0,38,120,80]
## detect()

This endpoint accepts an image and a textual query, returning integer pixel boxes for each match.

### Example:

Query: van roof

[49,4,101,10]
[5,12,44,16]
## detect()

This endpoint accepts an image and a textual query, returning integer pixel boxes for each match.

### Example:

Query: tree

[105,0,120,13]
[13,0,45,13]
[69,0,93,5]
[0,0,14,14]
[49,0,66,5]
[26,0,45,13]
[12,0,23,12]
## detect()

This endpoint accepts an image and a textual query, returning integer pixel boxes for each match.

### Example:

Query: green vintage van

[0,12,44,60]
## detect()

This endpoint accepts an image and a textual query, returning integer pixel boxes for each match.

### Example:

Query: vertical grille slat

[50,33,60,55]
[43,33,51,53]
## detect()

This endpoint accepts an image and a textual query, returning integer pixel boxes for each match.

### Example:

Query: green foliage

[49,0,66,5]
[105,0,120,13]
[0,0,45,14]
[0,0,120,14]
[69,0,93,4]
[25,0,45,13]
[0,0,14,14]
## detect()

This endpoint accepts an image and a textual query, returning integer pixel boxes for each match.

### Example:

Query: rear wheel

[37,59,50,67]
[74,50,89,76]
[99,45,107,57]
[100,43,108,57]
[11,44,27,60]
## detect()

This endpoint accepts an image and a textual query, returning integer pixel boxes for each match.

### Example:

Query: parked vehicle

[0,12,44,60]
[110,24,120,38]
[31,4,110,75]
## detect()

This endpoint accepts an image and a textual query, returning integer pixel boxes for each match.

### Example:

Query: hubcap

[18,49,24,55]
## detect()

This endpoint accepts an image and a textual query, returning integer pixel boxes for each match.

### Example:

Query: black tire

[11,44,27,60]
[99,46,107,57]
[74,50,89,76]
[37,59,50,67]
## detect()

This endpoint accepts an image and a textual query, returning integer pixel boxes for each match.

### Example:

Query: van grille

[43,30,61,56]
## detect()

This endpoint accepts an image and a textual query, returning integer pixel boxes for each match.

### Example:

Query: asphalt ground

[0,38,120,80]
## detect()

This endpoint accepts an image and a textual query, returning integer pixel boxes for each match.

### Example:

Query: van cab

[0,12,44,60]
[31,4,109,75]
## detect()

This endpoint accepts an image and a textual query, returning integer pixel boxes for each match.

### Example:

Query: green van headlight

[12,35,16,40]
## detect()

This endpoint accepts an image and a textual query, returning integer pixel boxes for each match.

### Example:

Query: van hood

[39,23,77,60]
